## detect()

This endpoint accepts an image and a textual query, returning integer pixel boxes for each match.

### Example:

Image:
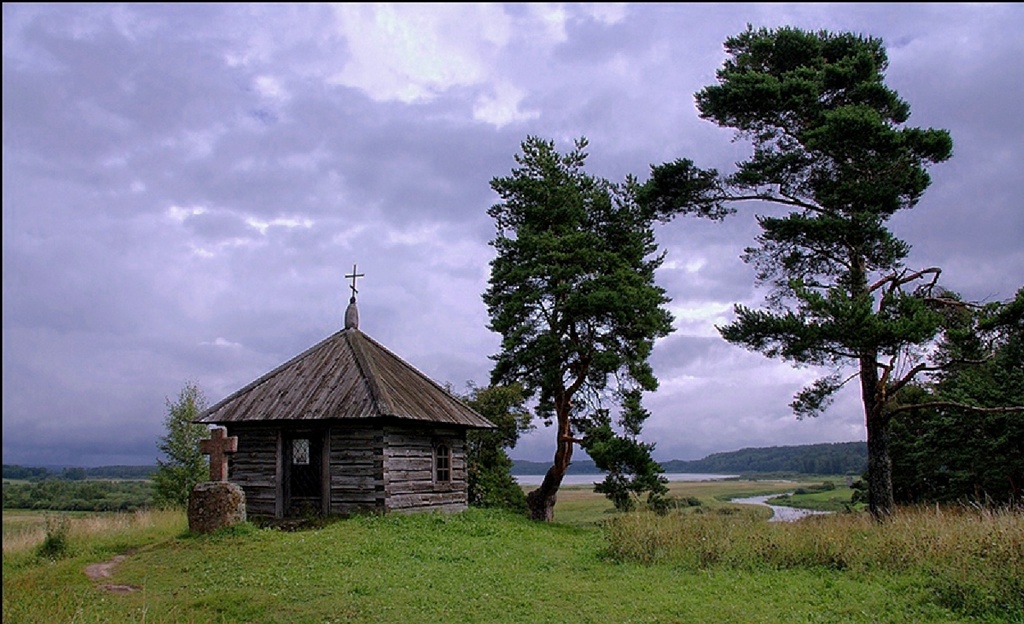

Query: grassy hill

[3,480,1020,623]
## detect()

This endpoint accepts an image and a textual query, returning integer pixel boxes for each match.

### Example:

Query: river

[513,474,829,522]
[730,494,832,522]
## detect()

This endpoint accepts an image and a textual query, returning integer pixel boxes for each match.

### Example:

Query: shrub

[35,514,72,560]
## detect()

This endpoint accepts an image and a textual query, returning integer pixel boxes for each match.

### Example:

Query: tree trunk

[860,352,894,520]
[852,254,895,520]
[865,409,894,519]
[526,461,568,521]
[526,393,574,521]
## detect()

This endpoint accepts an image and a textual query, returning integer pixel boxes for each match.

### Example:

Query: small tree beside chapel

[153,382,210,508]
[484,136,674,521]
[464,383,532,513]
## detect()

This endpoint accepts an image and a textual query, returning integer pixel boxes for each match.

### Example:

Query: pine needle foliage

[484,136,674,520]
[642,26,963,518]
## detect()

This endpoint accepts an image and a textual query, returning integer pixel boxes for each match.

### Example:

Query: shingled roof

[196,324,494,429]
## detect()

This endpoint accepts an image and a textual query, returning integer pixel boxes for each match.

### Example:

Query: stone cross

[199,427,238,482]
[345,263,365,299]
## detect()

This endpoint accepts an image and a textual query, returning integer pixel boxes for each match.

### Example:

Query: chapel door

[285,432,323,517]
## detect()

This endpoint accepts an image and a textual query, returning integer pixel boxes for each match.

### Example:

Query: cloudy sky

[4,4,1022,468]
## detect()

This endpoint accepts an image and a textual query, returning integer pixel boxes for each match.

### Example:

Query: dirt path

[84,553,140,594]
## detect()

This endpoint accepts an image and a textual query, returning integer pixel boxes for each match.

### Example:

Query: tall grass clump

[34,514,72,560]
[604,505,1023,617]
[603,508,761,567]
[3,508,185,563]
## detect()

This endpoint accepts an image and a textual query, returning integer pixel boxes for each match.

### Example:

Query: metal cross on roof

[345,264,365,300]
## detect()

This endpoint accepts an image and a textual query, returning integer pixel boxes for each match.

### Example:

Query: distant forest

[3,465,156,511]
[513,442,867,476]
[2,464,157,481]
[2,479,153,512]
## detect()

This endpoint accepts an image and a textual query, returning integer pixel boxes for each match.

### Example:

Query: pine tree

[643,26,956,518]
[485,136,673,520]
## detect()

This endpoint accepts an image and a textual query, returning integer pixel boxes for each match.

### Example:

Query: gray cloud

[4,3,1021,466]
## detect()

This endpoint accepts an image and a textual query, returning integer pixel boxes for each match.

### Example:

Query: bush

[468,457,527,513]
[463,384,531,515]
[655,495,702,513]
[35,515,72,560]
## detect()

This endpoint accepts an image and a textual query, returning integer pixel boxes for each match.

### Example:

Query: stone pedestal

[188,482,246,533]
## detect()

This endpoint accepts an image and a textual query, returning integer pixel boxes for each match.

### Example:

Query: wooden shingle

[197,327,494,429]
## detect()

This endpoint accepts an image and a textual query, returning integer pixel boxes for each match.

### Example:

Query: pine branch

[889,402,1024,416]
[868,266,941,295]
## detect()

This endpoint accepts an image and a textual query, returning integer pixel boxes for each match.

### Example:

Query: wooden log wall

[329,424,385,515]
[225,425,279,519]
[383,425,468,513]
[225,421,473,518]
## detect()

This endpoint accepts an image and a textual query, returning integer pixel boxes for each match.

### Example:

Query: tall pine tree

[484,136,673,521]
[643,26,957,518]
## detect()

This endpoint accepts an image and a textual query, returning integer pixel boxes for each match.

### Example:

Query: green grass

[766,484,860,512]
[604,504,1023,620]
[3,483,1021,623]
[3,509,174,556]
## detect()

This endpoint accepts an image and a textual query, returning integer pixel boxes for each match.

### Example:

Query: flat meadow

[3,480,1021,623]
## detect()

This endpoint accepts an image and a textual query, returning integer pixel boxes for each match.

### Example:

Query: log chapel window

[435,443,451,482]
[293,438,310,465]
